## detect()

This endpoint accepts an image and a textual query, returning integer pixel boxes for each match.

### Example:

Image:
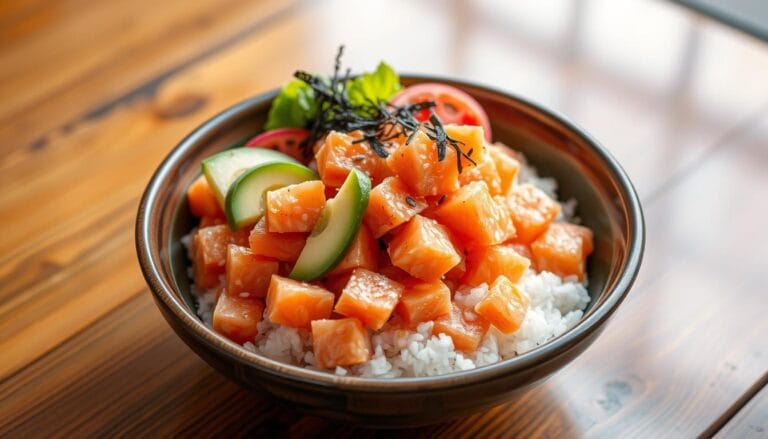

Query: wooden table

[2,0,767,436]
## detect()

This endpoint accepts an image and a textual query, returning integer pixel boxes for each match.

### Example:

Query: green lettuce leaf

[346,62,402,106]
[264,79,317,130]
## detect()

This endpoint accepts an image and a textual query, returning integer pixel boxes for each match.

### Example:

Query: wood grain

[1,0,768,436]
[716,381,768,438]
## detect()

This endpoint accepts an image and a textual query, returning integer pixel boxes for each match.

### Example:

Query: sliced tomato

[245,128,310,163]
[390,83,491,141]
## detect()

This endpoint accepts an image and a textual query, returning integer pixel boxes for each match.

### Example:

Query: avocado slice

[290,169,371,281]
[225,161,318,230]
[202,147,299,205]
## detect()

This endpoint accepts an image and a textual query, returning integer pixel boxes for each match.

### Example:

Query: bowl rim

[136,74,645,392]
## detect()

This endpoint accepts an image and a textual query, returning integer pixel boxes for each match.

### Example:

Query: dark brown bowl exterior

[136,76,644,427]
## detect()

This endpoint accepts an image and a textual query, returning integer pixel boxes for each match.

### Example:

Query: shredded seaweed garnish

[296,46,475,172]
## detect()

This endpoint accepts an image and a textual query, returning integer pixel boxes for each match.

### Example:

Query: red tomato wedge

[245,128,310,163]
[390,83,491,141]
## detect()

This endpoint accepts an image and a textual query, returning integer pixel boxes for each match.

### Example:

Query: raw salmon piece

[311,318,372,368]
[474,275,529,333]
[266,275,334,328]
[509,243,535,270]
[434,181,516,247]
[444,124,488,164]
[315,131,391,187]
[334,268,404,330]
[328,224,379,275]
[487,144,520,194]
[363,176,427,238]
[531,223,593,280]
[266,180,326,233]
[458,158,503,195]
[187,175,224,218]
[193,225,231,289]
[212,294,264,344]
[249,217,307,262]
[506,184,560,244]
[225,244,279,299]
[200,216,225,228]
[395,279,452,326]
[386,130,460,197]
[432,304,488,352]
[387,215,461,281]
[463,244,531,286]
[230,225,253,247]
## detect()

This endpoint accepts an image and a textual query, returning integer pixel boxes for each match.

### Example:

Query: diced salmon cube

[212,294,264,344]
[488,144,520,194]
[187,175,224,218]
[458,158,503,195]
[463,244,531,286]
[328,224,379,275]
[444,124,488,164]
[225,244,279,299]
[433,181,516,247]
[363,176,427,238]
[395,279,452,326]
[432,304,488,352]
[311,318,372,369]
[506,184,560,244]
[386,130,460,197]
[531,223,593,280]
[266,180,326,233]
[249,217,307,262]
[509,243,535,269]
[193,225,231,289]
[199,216,226,228]
[315,131,391,187]
[265,275,335,328]
[387,215,461,281]
[334,268,404,330]
[230,225,253,247]
[474,275,529,333]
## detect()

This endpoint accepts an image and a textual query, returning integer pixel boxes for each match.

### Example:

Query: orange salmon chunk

[386,130,459,197]
[363,176,427,238]
[266,275,335,328]
[266,180,326,233]
[335,268,404,330]
[474,275,529,333]
[531,223,594,281]
[315,131,391,187]
[444,124,488,164]
[463,244,531,286]
[311,318,372,369]
[387,215,461,281]
[458,158,503,195]
[187,175,224,218]
[487,144,520,194]
[395,279,452,326]
[432,305,489,352]
[506,184,560,244]
[225,244,279,299]
[434,181,516,247]
[249,217,307,262]
[328,224,379,275]
[212,294,265,344]
[193,224,231,289]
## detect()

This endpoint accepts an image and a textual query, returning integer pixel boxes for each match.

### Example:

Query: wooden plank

[716,382,768,438]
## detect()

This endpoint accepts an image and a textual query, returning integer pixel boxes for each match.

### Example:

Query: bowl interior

[148,76,640,385]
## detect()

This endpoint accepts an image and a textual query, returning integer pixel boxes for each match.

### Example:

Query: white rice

[180,152,591,378]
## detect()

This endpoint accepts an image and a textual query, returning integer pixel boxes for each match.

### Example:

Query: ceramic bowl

[136,76,644,427]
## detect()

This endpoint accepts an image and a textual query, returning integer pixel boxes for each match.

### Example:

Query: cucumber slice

[290,169,371,281]
[201,147,299,204]
[225,162,318,230]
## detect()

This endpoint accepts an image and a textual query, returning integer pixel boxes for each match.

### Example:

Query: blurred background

[1,0,767,436]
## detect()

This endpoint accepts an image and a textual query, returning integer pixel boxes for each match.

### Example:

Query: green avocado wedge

[202,147,299,205]
[290,169,371,281]
[224,161,318,230]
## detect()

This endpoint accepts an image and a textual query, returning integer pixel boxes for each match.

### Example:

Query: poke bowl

[136,54,644,426]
